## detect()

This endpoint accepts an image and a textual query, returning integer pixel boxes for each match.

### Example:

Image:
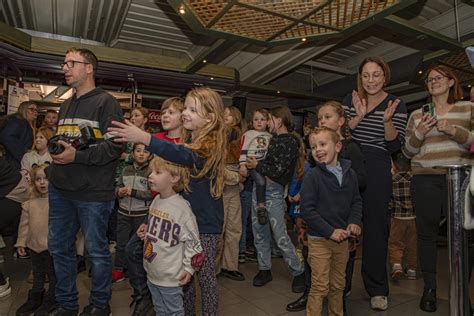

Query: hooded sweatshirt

[46,87,124,201]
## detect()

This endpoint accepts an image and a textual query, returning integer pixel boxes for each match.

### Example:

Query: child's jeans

[115,213,147,271]
[388,217,417,270]
[147,281,184,316]
[250,169,266,206]
[307,238,348,316]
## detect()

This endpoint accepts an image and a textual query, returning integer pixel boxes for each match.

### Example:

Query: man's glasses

[60,60,90,69]
[425,75,446,84]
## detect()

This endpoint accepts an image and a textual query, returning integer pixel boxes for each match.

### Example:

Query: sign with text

[148,110,161,124]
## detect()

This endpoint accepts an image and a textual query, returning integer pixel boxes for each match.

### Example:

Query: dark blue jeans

[126,230,150,300]
[48,184,114,310]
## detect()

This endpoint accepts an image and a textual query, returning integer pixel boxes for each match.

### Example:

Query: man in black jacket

[47,48,123,316]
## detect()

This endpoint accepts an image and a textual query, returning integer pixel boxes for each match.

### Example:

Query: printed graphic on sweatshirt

[247,136,268,160]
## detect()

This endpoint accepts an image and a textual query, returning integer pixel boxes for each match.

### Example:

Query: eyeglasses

[425,75,446,84]
[361,71,384,81]
[27,107,38,112]
[60,60,90,69]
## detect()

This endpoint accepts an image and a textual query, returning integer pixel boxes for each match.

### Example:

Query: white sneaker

[0,278,11,298]
[391,263,403,280]
[371,296,388,311]
[406,269,417,280]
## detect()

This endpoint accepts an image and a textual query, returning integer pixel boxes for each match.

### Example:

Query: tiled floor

[0,244,472,315]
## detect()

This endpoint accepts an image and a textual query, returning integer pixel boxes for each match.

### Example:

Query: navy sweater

[300,159,362,239]
[147,136,224,234]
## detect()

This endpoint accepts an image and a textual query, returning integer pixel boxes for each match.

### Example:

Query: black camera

[48,122,97,155]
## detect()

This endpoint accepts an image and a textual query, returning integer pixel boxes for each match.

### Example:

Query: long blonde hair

[184,87,227,199]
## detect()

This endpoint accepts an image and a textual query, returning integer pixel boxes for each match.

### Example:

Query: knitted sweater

[403,101,473,175]
[15,197,49,253]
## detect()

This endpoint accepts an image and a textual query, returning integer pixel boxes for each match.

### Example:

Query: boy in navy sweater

[300,127,362,316]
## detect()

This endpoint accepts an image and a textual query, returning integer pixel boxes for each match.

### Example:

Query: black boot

[420,288,437,312]
[286,294,308,312]
[34,291,57,316]
[131,295,154,316]
[253,270,272,287]
[16,289,44,316]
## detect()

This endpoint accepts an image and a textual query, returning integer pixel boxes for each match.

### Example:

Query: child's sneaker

[0,278,11,298]
[238,253,246,264]
[406,269,417,280]
[112,270,125,283]
[296,248,304,263]
[391,263,403,280]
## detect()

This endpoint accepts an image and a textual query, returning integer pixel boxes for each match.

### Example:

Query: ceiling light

[203,59,207,63]
[277,90,281,94]
[179,7,185,14]
[418,70,423,74]
[301,38,307,42]
[210,77,214,80]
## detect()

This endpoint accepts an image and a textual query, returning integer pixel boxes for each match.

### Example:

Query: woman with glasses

[342,57,407,311]
[0,101,38,170]
[403,64,473,312]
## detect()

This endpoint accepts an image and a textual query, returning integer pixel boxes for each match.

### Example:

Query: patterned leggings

[184,234,219,316]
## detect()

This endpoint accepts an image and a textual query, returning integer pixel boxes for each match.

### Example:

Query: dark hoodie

[46,87,124,201]
[300,159,362,239]
[255,133,300,186]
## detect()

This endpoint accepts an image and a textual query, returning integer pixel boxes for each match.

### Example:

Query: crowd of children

[0,62,472,316]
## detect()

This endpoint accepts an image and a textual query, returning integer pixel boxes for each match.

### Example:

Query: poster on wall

[8,85,29,114]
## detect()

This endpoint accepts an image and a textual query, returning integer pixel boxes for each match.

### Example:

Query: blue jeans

[251,180,303,276]
[239,189,253,254]
[148,281,184,316]
[48,184,114,310]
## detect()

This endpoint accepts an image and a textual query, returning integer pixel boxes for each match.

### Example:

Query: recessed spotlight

[468,84,472,88]
[301,38,307,42]
[418,70,423,74]
[210,77,214,80]
[277,90,281,94]
[179,7,185,14]
[203,60,207,63]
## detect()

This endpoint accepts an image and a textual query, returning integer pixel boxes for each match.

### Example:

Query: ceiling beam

[461,0,474,6]
[304,60,355,75]
[0,22,236,81]
[185,39,234,73]
[377,15,464,52]
[238,81,333,101]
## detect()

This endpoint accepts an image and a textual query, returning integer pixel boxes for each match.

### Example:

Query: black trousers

[31,250,56,294]
[361,151,392,297]
[125,231,150,300]
[411,174,447,289]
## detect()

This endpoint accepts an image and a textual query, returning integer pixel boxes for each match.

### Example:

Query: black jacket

[0,158,21,198]
[46,87,124,201]
[256,133,300,186]
[300,159,362,239]
[0,116,33,170]
[340,138,367,192]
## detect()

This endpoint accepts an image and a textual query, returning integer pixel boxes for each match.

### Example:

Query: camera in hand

[48,122,97,155]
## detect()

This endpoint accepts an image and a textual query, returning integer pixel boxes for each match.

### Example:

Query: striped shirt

[403,101,474,175]
[343,94,407,153]
[389,171,415,218]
